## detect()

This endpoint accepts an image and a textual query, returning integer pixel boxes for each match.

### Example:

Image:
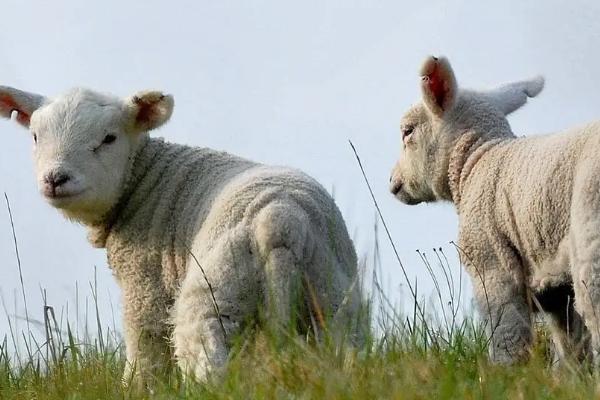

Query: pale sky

[1,0,600,339]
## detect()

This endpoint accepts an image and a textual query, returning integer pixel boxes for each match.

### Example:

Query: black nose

[44,171,71,188]
[390,180,403,195]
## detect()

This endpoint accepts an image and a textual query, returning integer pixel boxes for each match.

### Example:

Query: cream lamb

[0,86,362,384]
[390,56,595,364]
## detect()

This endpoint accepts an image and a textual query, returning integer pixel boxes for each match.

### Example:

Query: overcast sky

[1,0,600,339]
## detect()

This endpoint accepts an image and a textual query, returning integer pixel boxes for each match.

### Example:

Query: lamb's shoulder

[459,124,598,220]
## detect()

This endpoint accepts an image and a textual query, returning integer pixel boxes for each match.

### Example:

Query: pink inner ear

[426,64,447,108]
[136,103,156,125]
[0,94,17,116]
[133,96,158,126]
[0,94,30,124]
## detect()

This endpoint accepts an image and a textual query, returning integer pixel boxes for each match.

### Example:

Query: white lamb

[0,86,362,384]
[390,56,595,364]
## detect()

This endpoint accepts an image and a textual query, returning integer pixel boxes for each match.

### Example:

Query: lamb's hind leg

[172,230,258,382]
[534,283,590,364]
[546,307,590,364]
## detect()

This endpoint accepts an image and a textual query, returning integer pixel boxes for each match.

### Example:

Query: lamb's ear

[124,90,174,133]
[0,86,46,128]
[419,56,457,118]
[483,76,544,116]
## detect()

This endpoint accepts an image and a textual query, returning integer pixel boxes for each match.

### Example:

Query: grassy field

[0,253,598,400]
[0,324,599,399]
[0,312,599,399]
[2,192,599,399]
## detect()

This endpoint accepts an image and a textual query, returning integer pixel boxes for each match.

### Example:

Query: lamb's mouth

[43,189,86,205]
[392,187,422,205]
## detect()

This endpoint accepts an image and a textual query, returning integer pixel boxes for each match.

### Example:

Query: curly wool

[453,123,596,288]
[91,137,360,381]
[450,120,598,363]
[0,85,362,385]
[390,56,594,366]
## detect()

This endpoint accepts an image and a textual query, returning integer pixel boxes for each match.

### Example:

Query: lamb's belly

[528,238,571,290]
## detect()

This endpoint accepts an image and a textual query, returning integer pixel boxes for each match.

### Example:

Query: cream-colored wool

[0,86,361,384]
[390,56,595,365]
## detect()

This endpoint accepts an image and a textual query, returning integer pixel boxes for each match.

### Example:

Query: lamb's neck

[86,137,171,247]
[447,130,507,206]
[86,137,254,249]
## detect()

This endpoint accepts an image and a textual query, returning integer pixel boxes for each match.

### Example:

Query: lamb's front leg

[472,268,532,364]
[120,283,173,389]
[122,320,173,388]
[462,237,533,364]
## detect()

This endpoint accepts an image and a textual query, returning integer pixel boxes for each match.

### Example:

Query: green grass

[2,180,600,399]
[0,303,599,400]
[2,259,600,399]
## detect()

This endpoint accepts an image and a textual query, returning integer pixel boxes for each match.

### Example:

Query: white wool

[390,56,594,365]
[0,86,363,385]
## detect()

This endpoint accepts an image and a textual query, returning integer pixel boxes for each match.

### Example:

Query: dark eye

[32,133,37,144]
[401,125,415,142]
[102,134,116,145]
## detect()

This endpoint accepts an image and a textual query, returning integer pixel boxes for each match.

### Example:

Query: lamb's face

[0,86,174,224]
[390,104,439,204]
[29,90,138,220]
[390,56,544,206]
[389,56,458,205]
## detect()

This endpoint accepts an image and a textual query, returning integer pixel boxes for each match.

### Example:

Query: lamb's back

[197,165,355,265]
[459,122,600,268]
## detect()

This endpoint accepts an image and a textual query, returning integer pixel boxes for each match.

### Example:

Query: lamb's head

[389,56,544,205]
[0,86,173,223]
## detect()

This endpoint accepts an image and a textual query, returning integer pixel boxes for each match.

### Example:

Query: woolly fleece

[0,86,361,385]
[390,56,594,365]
